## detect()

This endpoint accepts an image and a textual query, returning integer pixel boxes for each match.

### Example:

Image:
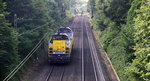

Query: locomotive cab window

[50,35,69,43]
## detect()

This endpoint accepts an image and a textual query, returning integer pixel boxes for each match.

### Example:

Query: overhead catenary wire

[19,23,50,36]
[3,31,49,81]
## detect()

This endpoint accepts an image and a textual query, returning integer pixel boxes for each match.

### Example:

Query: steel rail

[87,19,105,81]
[59,67,65,81]
[81,16,85,81]
[89,22,105,81]
[45,66,66,81]
[84,16,98,81]
[91,35,106,81]
[45,66,54,81]
[85,16,106,81]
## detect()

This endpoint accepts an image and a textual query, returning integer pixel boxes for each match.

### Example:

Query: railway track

[26,15,116,81]
[45,66,66,81]
[45,66,54,81]
[59,67,65,81]
[45,16,78,81]
[45,16,105,81]
[81,16,84,81]
[84,16,105,81]
[84,17,98,81]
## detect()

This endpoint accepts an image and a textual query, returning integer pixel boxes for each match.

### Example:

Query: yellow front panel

[53,40,66,51]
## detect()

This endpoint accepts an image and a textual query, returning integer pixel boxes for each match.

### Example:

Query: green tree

[88,0,96,17]
[126,0,150,80]
[0,27,20,81]
[89,0,140,80]
[0,1,9,27]
[0,0,75,80]
[0,1,20,80]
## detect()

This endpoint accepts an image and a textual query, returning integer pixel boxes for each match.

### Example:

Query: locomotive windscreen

[52,35,69,40]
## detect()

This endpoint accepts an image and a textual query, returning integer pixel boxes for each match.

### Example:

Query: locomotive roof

[58,27,72,33]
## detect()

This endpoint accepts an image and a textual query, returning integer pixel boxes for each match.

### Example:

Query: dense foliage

[0,27,20,80]
[0,1,9,27]
[0,1,20,80]
[89,0,150,81]
[126,0,150,80]
[0,0,75,80]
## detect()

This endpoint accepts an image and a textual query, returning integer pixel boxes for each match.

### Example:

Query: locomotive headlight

[49,43,52,46]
